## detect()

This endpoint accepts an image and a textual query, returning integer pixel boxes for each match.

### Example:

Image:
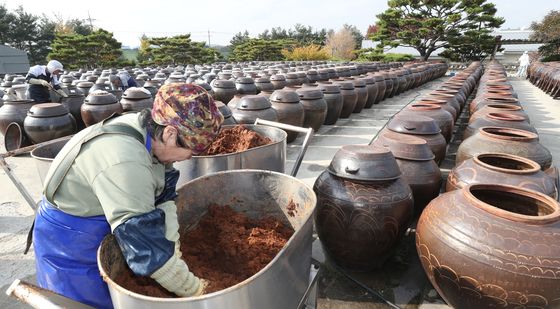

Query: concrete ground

[0,76,558,308]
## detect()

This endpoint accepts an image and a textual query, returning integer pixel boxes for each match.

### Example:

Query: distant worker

[110,71,138,90]
[517,51,530,78]
[25,60,68,102]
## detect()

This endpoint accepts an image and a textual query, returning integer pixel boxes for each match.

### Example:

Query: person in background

[25,60,68,102]
[32,83,224,308]
[517,51,530,78]
[110,71,138,90]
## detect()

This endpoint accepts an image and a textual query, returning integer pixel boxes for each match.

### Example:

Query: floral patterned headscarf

[151,83,223,154]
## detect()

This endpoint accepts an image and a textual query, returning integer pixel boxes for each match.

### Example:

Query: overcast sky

[3,0,560,47]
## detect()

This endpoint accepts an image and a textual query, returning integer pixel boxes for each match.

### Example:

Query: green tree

[229,39,294,62]
[49,29,123,69]
[54,17,93,36]
[439,28,500,61]
[258,25,328,46]
[230,30,250,47]
[372,0,504,60]
[530,10,560,60]
[140,34,221,66]
[0,4,15,44]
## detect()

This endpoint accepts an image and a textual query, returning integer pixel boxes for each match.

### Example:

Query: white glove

[56,89,69,98]
[150,253,204,297]
[28,78,52,88]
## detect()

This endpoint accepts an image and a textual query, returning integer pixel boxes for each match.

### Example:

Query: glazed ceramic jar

[269,90,304,143]
[399,103,454,143]
[470,95,520,114]
[447,153,557,199]
[456,127,552,170]
[332,81,357,118]
[463,112,536,140]
[318,84,343,125]
[370,74,386,104]
[378,115,447,164]
[254,77,275,93]
[417,184,560,309]
[314,145,414,271]
[76,81,94,97]
[235,77,258,95]
[81,91,123,127]
[215,101,237,125]
[61,87,86,130]
[211,79,237,104]
[270,75,287,90]
[230,95,278,124]
[24,103,77,144]
[0,99,36,134]
[372,134,442,213]
[350,78,368,113]
[361,77,379,109]
[295,88,327,132]
[120,87,154,112]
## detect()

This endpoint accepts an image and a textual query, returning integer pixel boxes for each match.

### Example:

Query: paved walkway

[0,76,558,308]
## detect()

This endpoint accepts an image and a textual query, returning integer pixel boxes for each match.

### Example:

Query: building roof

[0,45,30,75]
[491,29,534,42]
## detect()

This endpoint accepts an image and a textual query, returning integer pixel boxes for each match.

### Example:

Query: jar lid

[269,90,300,103]
[211,79,235,89]
[270,74,286,81]
[296,89,323,100]
[85,90,118,105]
[373,134,435,161]
[333,81,354,90]
[235,77,255,84]
[122,87,152,99]
[237,95,271,110]
[328,145,401,181]
[76,81,94,88]
[254,77,271,84]
[387,114,441,135]
[319,84,341,94]
[286,73,298,79]
[28,103,69,118]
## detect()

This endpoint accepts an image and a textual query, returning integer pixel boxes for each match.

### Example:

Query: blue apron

[33,122,150,309]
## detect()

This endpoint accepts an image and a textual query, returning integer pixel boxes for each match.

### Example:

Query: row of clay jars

[314,145,414,271]
[417,183,560,309]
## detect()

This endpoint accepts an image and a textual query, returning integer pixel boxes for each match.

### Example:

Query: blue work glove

[155,168,180,205]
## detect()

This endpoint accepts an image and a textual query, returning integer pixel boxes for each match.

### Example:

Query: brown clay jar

[120,87,154,112]
[447,153,557,199]
[230,95,278,124]
[81,91,123,127]
[417,184,560,309]
[23,103,77,144]
[61,87,86,130]
[269,90,304,142]
[399,103,454,143]
[314,145,414,271]
[416,98,457,120]
[370,74,386,104]
[361,77,378,109]
[318,84,343,125]
[0,99,36,134]
[456,127,552,170]
[425,93,461,118]
[372,134,442,214]
[270,75,287,90]
[349,78,368,113]
[296,89,327,132]
[382,74,394,99]
[211,79,237,104]
[378,115,447,164]
[332,81,357,118]
[463,112,537,140]
[469,103,529,124]
[215,101,237,125]
[470,95,520,114]
[235,77,258,96]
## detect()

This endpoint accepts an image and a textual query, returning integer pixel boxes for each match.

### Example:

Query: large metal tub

[174,124,287,186]
[98,169,316,309]
[30,137,71,185]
